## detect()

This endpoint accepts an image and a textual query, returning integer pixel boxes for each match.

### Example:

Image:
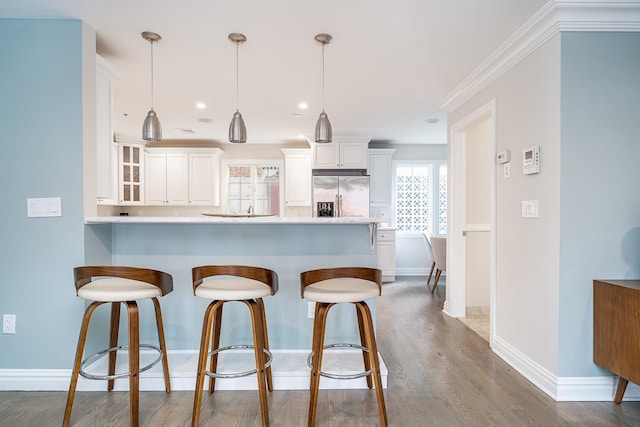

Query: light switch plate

[27,197,62,217]
[503,162,511,179]
[522,200,539,218]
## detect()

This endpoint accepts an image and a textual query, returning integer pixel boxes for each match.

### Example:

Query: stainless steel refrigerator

[313,175,370,217]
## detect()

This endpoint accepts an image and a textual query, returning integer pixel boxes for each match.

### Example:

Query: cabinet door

[144,153,168,205]
[118,143,143,205]
[313,144,339,169]
[189,153,220,205]
[377,241,396,277]
[369,151,393,205]
[283,149,311,206]
[165,153,189,204]
[340,142,368,169]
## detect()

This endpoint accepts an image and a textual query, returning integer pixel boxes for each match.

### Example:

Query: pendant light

[229,33,247,143]
[142,31,162,142]
[314,33,332,144]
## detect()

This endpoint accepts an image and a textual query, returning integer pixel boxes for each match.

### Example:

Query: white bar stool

[300,267,387,427]
[63,266,173,427]
[191,265,279,427]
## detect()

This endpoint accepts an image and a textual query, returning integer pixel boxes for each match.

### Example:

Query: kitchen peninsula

[83,215,386,390]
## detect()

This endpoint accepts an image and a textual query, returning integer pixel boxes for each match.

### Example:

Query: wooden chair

[63,266,173,427]
[300,267,387,427]
[191,265,278,427]
[429,236,447,293]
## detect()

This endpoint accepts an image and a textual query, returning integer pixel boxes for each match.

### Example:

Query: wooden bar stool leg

[192,301,217,427]
[256,297,274,392]
[356,305,373,389]
[308,302,331,427]
[152,296,171,393]
[126,301,140,427]
[208,303,224,394]
[107,302,121,391]
[63,301,102,427]
[356,302,388,427]
[247,299,269,427]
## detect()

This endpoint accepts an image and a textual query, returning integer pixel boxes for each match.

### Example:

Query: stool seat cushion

[195,278,272,301]
[303,278,379,303]
[77,278,162,302]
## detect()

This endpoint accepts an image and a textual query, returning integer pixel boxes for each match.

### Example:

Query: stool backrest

[192,265,279,295]
[74,266,174,296]
[300,267,382,298]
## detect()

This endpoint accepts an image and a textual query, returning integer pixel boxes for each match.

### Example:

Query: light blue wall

[559,32,640,376]
[0,19,88,368]
[106,223,377,350]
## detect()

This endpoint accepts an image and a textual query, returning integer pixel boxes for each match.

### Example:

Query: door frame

[446,98,497,346]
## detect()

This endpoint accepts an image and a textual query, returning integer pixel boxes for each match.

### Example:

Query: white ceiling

[2,0,547,145]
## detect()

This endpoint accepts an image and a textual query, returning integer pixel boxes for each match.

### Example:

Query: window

[393,161,447,235]
[224,161,283,215]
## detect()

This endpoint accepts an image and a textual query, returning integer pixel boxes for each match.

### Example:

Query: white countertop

[85,216,383,225]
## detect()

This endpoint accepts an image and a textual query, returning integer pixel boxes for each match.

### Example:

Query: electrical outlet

[307,302,315,319]
[3,314,16,334]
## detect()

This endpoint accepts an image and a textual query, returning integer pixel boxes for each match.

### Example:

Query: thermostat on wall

[497,150,510,164]
[523,146,540,175]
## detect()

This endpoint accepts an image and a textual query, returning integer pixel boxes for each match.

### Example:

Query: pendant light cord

[235,41,239,112]
[150,40,155,110]
[321,41,325,113]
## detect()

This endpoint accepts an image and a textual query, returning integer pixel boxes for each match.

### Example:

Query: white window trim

[221,158,285,215]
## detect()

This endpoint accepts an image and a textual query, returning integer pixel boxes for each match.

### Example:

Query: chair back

[300,267,382,298]
[73,266,174,296]
[192,265,279,295]
[429,237,447,272]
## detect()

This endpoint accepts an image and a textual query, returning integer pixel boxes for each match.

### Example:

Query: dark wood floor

[2,276,640,426]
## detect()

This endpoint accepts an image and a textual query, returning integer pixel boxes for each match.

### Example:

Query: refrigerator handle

[335,194,340,217]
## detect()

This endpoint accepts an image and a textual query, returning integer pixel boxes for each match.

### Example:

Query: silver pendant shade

[314,33,332,144]
[141,31,162,142]
[229,33,247,143]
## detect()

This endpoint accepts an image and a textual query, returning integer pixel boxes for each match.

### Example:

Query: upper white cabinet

[368,149,396,206]
[145,147,222,206]
[311,137,370,169]
[189,151,222,205]
[282,148,311,206]
[95,55,120,204]
[117,137,145,205]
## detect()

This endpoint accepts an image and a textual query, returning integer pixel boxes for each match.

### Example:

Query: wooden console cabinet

[593,279,640,403]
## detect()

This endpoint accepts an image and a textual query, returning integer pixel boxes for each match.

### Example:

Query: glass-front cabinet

[226,161,282,215]
[119,142,144,205]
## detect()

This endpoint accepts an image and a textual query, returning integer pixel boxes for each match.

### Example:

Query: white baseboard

[0,349,387,392]
[492,335,639,401]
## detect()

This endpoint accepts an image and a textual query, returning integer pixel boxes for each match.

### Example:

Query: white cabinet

[145,151,189,205]
[189,151,222,205]
[311,137,370,169]
[377,228,396,282]
[117,138,145,205]
[368,149,396,206]
[282,148,311,206]
[95,55,120,204]
[145,148,223,206]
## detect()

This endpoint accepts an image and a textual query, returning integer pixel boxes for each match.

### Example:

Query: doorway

[447,99,497,346]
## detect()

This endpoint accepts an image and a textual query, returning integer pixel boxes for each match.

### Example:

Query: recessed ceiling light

[293,113,301,118]
[196,102,206,109]
[298,134,306,139]
[197,117,213,123]
[298,102,308,109]
[176,128,197,134]
[425,118,439,124]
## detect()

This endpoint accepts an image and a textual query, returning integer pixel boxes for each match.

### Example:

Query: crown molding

[441,1,640,112]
